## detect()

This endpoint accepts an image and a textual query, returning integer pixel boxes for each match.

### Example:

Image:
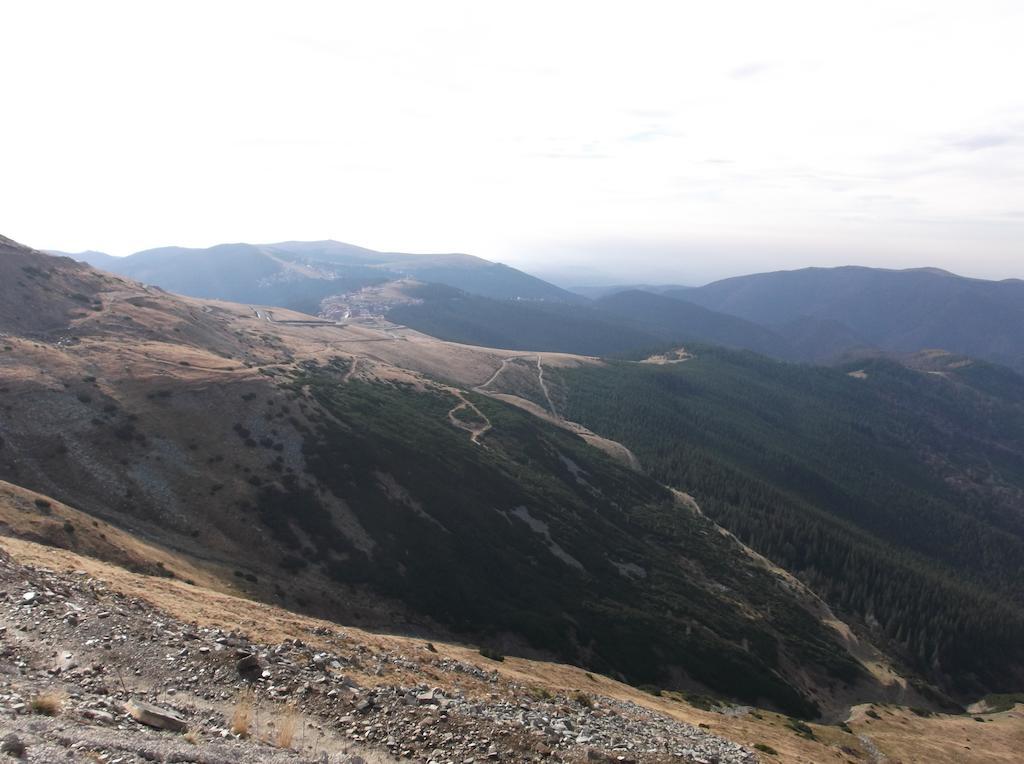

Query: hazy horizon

[4,1,1023,283]
[41,236,1024,290]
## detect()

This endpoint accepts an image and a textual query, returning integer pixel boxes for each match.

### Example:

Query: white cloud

[1,0,1022,282]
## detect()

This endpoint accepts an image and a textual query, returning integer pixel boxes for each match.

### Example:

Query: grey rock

[235,653,260,673]
[123,699,188,733]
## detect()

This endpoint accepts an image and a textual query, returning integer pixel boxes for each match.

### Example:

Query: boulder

[235,653,260,673]
[123,699,188,733]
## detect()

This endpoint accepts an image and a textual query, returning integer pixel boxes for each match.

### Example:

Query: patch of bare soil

[640,348,693,365]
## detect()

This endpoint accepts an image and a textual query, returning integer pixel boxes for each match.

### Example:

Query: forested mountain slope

[552,347,1024,700]
[387,285,665,355]
[389,284,800,359]
[594,290,797,359]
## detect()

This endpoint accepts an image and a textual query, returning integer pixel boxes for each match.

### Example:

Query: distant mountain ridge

[53,242,1024,369]
[676,265,1024,369]
[55,240,581,313]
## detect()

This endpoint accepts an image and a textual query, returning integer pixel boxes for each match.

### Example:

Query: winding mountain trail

[447,390,492,445]
[470,354,645,469]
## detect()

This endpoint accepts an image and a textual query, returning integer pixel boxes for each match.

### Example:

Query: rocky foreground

[0,550,758,763]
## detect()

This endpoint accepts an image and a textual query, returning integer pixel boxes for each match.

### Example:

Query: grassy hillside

[553,347,1024,699]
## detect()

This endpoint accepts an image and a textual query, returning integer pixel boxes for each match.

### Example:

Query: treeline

[556,347,1024,696]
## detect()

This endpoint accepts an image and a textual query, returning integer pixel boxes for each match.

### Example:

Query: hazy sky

[3,1,1023,285]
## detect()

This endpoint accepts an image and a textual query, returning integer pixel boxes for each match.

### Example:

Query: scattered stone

[0,546,758,764]
[81,708,115,724]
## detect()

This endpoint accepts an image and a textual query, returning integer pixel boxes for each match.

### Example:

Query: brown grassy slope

[0,237,430,627]
[0,478,216,586]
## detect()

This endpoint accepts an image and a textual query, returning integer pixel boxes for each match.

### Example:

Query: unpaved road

[474,355,644,470]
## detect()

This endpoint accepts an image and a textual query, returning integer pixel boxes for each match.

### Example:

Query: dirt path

[343,356,359,382]
[535,356,558,418]
[474,354,529,391]
[475,354,558,419]
[447,391,492,445]
[470,354,647,467]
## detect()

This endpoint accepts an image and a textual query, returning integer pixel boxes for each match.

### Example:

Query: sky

[2,1,1023,285]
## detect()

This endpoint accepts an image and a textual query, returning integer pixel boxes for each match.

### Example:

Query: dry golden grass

[182,729,200,745]
[274,704,300,749]
[30,691,64,716]
[230,687,253,738]
[842,702,1024,763]
[0,480,217,590]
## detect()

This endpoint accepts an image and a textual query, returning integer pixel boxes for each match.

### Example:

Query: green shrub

[479,646,504,662]
[786,717,815,739]
[527,686,552,701]
[683,693,720,712]
[980,693,1024,713]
